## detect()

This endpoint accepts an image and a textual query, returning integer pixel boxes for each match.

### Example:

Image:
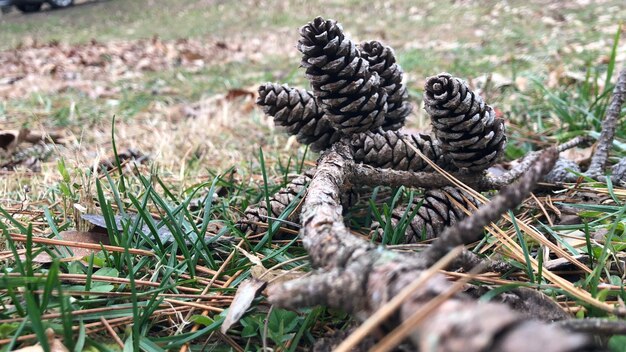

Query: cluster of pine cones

[239,16,506,242]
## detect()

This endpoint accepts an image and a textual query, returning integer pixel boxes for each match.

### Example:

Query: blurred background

[0,0,624,193]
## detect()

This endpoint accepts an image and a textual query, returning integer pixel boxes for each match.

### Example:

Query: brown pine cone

[351,130,453,172]
[298,17,387,134]
[424,73,506,171]
[360,41,411,131]
[370,186,480,242]
[237,171,313,234]
[237,168,371,234]
[257,83,340,152]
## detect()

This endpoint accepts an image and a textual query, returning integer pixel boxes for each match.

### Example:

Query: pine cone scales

[351,130,452,172]
[360,41,411,131]
[424,73,506,171]
[257,83,340,152]
[298,17,388,133]
[237,172,312,234]
[371,186,480,242]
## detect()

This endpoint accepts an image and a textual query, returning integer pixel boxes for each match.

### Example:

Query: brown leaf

[23,230,110,264]
[235,246,304,284]
[224,87,256,101]
[0,128,28,152]
[13,328,69,352]
[220,278,267,333]
[180,49,205,62]
[560,146,593,164]
[557,229,587,249]
[23,129,67,145]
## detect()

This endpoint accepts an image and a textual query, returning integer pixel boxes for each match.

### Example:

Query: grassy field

[1,0,626,350]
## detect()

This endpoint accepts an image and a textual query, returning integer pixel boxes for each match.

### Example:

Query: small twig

[8,233,154,257]
[557,136,592,152]
[351,163,500,190]
[100,317,124,348]
[496,136,589,185]
[262,305,274,352]
[352,136,588,191]
[494,152,542,186]
[587,68,626,177]
[556,318,626,336]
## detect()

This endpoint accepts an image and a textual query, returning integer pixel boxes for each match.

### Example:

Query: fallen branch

[586,68,626,177]
[268,143,595,351]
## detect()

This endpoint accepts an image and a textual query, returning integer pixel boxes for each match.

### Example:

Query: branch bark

[267,143,596,351]
[586,68,626,177]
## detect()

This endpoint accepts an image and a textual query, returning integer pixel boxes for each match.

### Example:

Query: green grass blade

[509,211,535,282]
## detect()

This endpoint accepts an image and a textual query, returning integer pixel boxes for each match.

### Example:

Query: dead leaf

[544,255,590,271]
[557,214,582,226]
[560,146,593,165]
[20,230,110,264]
[23,129,67,145]
[180,49,205,62]
[220,278,267,333]
[0,128,28,152]
[13,328,69,352]
[81,213,231,245]
[236,246,304,283]
[471,73,514,91]
[558,230,588,249]
[224,87,256,101]
[514,76,529,91]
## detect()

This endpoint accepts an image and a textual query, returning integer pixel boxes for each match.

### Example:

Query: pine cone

[370,186,480,242]
[424,73,506,171]
[360,41,411,131]
[298,17,387,134]
[237,171,313,234]
[257,83,340,152]
[351,130,453,172]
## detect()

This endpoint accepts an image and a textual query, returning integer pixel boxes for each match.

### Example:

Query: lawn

[1,0,626,350]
